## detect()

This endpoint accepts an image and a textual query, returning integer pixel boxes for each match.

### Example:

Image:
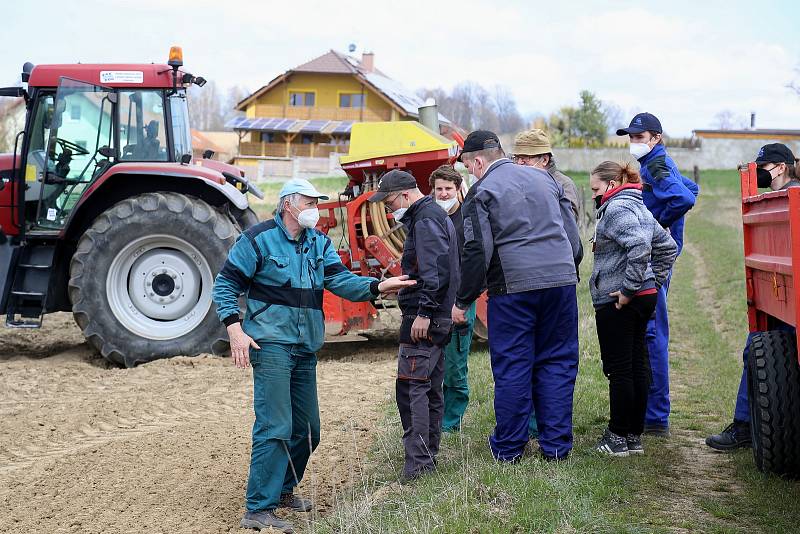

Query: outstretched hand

[378,275,416,295]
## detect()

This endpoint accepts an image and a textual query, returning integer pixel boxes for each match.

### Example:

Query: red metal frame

[315,143,490,337]
[740,162,800,363]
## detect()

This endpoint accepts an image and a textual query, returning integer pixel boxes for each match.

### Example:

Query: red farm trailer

[740,162,800,476]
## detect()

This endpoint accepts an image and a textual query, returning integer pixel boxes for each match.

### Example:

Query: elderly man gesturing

[213,178,414,533]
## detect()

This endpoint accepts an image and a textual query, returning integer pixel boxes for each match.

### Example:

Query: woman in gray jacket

[589,161,678,457]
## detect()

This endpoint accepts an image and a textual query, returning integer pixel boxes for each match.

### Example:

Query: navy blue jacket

[397,195,459,318]
[638,144,700,253]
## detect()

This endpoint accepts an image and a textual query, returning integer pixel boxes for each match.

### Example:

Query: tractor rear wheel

[232,206,259,231]
[68,192,237,367]
[748,330,800,477]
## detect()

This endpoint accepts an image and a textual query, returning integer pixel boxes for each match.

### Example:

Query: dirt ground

[0,312,400,533]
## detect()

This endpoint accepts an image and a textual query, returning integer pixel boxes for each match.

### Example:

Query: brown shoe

[279,492,314,512]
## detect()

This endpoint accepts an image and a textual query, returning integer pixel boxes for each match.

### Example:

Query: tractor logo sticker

[100,71,144,84]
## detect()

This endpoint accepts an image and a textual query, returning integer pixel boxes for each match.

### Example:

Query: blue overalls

[638,144,699,428]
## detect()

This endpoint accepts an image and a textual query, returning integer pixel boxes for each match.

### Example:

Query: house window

[289,92,315,107]
[339,93,365,108]
[70,105,81,120]
[301,134,313,144]
[261,132,275,143]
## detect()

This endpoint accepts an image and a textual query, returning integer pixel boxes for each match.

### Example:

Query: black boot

[705,421,751,451]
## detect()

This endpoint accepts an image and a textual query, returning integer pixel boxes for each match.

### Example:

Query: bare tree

[418,82,525,134]
[188,81,223,131]
[0,98,25,153]
[602,102,625,137]
[712,110,748,130]
[493,85,525,134]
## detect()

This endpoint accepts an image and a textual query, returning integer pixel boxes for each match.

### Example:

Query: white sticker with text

[100,71,144,84]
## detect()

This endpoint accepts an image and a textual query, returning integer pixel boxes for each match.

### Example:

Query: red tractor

[0,48,262,367]
[740,163,800,476]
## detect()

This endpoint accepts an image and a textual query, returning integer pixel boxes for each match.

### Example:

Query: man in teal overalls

[213,178,413,533]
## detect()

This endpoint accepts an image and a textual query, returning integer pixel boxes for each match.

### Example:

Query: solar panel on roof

[261,118,280,130]
[300,120,328,133]
[224,116,248,129]
[332,121,354,133]
[272,119,296,132]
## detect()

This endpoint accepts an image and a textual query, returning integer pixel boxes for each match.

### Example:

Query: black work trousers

[595,293,658,437]
[396,341,445,479]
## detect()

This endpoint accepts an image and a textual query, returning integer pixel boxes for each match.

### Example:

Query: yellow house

[228,50,450,167]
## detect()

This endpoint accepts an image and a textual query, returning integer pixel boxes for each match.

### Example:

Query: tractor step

[4,244,56,329]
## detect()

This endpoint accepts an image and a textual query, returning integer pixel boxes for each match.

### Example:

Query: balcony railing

[239,142,349,158]
[254,104,391,122]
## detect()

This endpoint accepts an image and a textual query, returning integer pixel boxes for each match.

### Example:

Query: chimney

[361,52,374,73]
[750,112,756,130]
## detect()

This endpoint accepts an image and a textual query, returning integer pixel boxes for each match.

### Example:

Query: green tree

[573,90,607,146]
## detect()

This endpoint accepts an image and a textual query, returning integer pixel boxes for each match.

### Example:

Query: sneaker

[626,434,644,454]
[240,510,294,533]
[643,424,671,437]
[594,428,629,457]
[279,492,314,512]
[705,421,751,451]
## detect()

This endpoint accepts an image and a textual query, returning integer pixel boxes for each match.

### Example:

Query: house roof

[235,50,450,125]
[693,128,800,138]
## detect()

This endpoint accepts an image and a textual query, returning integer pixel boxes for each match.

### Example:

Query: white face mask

[629,142,652,160]
[436,197,458,212]
[295,207,320,229]
[392,207,408,221]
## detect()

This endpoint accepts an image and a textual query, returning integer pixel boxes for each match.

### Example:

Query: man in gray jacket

[512,128,581,223]
[452,130,583,461]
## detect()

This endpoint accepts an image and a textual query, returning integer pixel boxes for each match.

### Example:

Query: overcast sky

[6,0,799,136]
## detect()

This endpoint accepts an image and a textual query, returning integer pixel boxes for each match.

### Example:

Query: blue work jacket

[212,215,379,352]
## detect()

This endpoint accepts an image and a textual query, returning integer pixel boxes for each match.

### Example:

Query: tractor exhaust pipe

[418,98,440,134]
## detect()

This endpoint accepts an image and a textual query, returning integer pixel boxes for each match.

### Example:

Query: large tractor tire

[232,206,259,231]
[68,192,238,367]
[748,330,800,477]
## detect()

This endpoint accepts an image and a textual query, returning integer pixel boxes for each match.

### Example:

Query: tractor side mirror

[98,146,114,159]
[0,87,26,98]
[180,154,192,165]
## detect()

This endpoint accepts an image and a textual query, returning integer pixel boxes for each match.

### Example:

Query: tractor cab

[18,60,195,232]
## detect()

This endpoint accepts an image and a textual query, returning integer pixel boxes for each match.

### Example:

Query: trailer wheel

[748,330,800,477]
[68,192,237,367]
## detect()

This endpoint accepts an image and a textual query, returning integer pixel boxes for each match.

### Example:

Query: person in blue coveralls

[212,178,415,533]
[706,143,800,451]
[617,112,700,437]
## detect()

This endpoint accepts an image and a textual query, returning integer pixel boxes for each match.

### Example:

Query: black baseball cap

[368,169,418,202]
[755,143,795,166]
[616,112,662,136]
[457,130,502,161]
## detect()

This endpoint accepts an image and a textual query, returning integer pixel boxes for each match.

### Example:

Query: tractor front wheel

[748,330,800,477]
[68,192,237,367]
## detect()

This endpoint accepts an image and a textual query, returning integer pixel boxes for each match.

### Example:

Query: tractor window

[169,91,192,161]
[36,79,114,229]
[118,90,168,161]
[24,93,54,191]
